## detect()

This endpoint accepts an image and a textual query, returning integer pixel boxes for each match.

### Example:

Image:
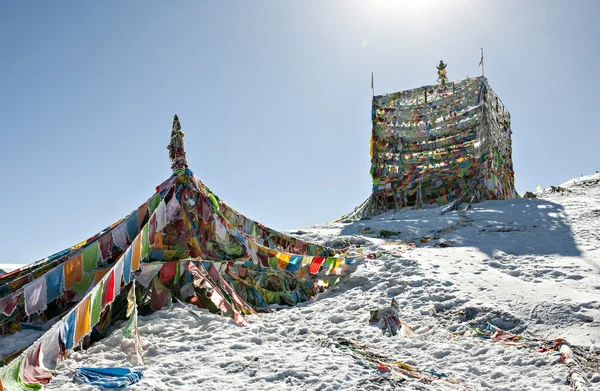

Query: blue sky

[1,0,598,264]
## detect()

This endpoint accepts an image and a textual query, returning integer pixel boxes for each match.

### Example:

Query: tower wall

[342,76,515,221]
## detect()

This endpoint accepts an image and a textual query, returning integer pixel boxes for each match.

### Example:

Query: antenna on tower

[479,47,485,77]
[371,72,374,99]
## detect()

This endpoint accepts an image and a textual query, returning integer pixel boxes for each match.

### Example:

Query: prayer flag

[82,242,99,272]
[113,258,124,297]
[20,342,52,385]
[137,202,149,228]
[24,277,47,316]
[45,264,63,302]
[99,233,113,261]
[309,257,325,274]
[90,281,103,327]
[123,249,132,284]
[112,222,128,250]
[126,211,139,242]
[141,224,150,261]
[0,289,22,317]
[131,236,142,271]
[102,271,115,310]
[39,326,62,372]
[74,296,91,344]
[63,254,83,291]
[60,311,76,350]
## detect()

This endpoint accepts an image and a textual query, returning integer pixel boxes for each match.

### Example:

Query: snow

[0,263,24,274]
[0,330,44,359]
[9,176,600,390]
[560,173,600,188]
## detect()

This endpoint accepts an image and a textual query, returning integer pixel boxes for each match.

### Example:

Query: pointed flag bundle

[0,116,362,388]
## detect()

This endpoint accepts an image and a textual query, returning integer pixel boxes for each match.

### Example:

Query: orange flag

[131,236,142,271]
[276,253,291,269]
[63,254,83,291]
[74,296,91,344]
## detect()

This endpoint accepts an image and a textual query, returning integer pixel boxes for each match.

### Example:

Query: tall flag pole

[479,47,485,77]
[371,72,374,99]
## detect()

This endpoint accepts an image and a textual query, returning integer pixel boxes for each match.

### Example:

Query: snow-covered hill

[0,264,24,274]
[23,174,600,389]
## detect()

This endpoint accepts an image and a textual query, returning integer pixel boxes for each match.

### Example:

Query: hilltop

[35,173,600,390]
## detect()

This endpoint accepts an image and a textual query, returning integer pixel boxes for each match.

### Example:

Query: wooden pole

[559,343,590,391]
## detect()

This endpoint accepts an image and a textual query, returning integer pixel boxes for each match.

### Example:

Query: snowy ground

[6,174,600,390]
[0,264,23,274]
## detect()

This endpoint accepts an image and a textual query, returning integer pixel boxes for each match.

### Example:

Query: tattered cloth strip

[126,211,139,242]
[137,202,149,229]
[206,263,255,316]
[44,263,63,302]
[89,281,104,327]
[148,192,161,215]
[0,289,22,317]
[131,236,142,272]
[71,242,100,295]
[74,367,143,388]
[150,278,169,311]
[320,337,457,385]
[112,221,128,251]
[122,248,133,285]
[0,358,34,391]
[99,233,113,262]
[63,254,83,291]
[112,259,124,297]
[468,323,539,347]
[466,324,594,390]
[101,270,115,310]
[369,298,416,337]
[59,310,76,351]
[122,282,144,365]
[186,261,249,326]
[82,242,100,273]
[19,342,52,385]
[24,277,47,316]
[155,200,168,232]
[166,194,181,222]
[74,295,91,345]
[39,326,62,373]
[134,264,163,288]
[159,262,178,284]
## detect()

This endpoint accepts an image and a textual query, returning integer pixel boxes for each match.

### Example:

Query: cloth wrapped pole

[74,367,143,388]
[559,343,590,391]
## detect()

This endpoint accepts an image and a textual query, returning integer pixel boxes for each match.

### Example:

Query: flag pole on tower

[479,47,485,77]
